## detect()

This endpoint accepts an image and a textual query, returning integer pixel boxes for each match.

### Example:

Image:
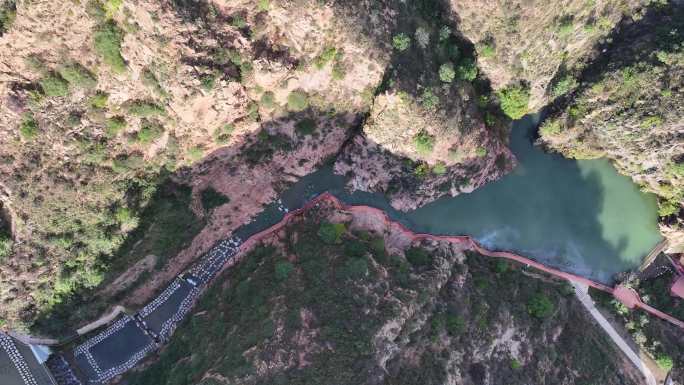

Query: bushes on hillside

[136,120,164,144]
[93,20,126,73]
[200,187,229,212]
[497,84,530,120]
[552,75,578,97]
[128,100,165,116]
[527,293,554,319]
[318,222,346,244]
[0,0,16,35]
[0,231,11,261]
[295,118,316,136]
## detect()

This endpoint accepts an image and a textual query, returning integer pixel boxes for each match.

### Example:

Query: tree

[439,62,456,83]
[275,261,294,281]
[497,84,530,120]
[392,33,411,51]
[527,293,554,319]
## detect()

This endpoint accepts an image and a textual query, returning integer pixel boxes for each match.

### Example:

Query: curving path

[573,282,657,385]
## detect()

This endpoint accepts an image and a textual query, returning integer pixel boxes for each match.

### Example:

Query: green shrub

[413,131,435,155]
[188,146,204,161]
[420,89,439,110]
[445,314,465,335]
[200,71,219,91]
[655,354,674,371]
[201,187,230,212]
[658,198,680,217]
[414,163,430,178]
[497,84,530,119]
[295,118,316,136]
[314,46,338,69]
[40,73,69,97]
[640,115,664,129]
[438,62,456,83]
[136,120,164,144]
[0,0,16,35]
[510,359,522,370]
[214,124,235,144]
[106,116,126,136]
[287,90,309,111]
[475,147,487,157]
[527,293,554,319]
[456,59,478,81]
[19,113,38,140]
[260,91,275,109]
[89,91,109,109]
[0,233,12,261]
[93,21,126,73]
[257,0,269,12]
[556,15,574,37]
[128,100,165,116]
[392,33,411,51]
[318,222,346,244]
[479,43,495,58]
[142,69,167,97]
[405,247,431,266]
[230,14,247,28]
[58,63,97,88]
[432,162,447,175]
[552,75,578,97]
[275,261,294,281]
[338,258,368,280]
[540,119,562,136]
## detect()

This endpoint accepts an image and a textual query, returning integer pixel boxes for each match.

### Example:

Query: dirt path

[573,282,657,385]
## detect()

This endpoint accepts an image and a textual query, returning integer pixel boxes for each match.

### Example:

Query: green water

[253,114,661,283]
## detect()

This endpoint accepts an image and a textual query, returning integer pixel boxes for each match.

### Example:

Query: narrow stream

[237,114,662,284]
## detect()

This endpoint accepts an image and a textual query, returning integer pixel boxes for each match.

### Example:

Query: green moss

[656,354,673,372]
[432,162,447,175]
[0,0,16,35]
[497,84,530,119]
[136,120,164,144]
[188,146,204,162]
[106,116,126,136]
[314,46,338,69]
[58,63,97,89]
[260,91,275,109]
[89,91,109,109]
[128,100,165,116]
[214,124,235,144]
[93,21,126,73]
[640,115,664,129]
[19,113,39,140]
[479,43,495,58]
[39,73,69,97]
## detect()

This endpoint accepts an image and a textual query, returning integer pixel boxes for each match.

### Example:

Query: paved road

[573,282,657,385]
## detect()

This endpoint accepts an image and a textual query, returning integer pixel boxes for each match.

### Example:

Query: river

[238,114,662,284]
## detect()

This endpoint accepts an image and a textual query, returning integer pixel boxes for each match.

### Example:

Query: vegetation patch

[295,118,316,136]
[413,131,436,155]
[39,73,69,97]
[392,33,411,52]
[287,90,309,112]
[136,120,164,144]
[128,100,166,116]
[497,84,530,119]
[213,123,234,144]
[93,20,126,73]
[58,63,98,89]
[19,113,39,140]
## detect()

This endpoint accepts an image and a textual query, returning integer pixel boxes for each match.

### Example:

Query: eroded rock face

[448,0,650,110]
[335,90,515,211]
[537,3,684,251]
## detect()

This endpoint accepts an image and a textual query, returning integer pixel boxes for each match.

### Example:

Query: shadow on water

[279,114,661,284]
